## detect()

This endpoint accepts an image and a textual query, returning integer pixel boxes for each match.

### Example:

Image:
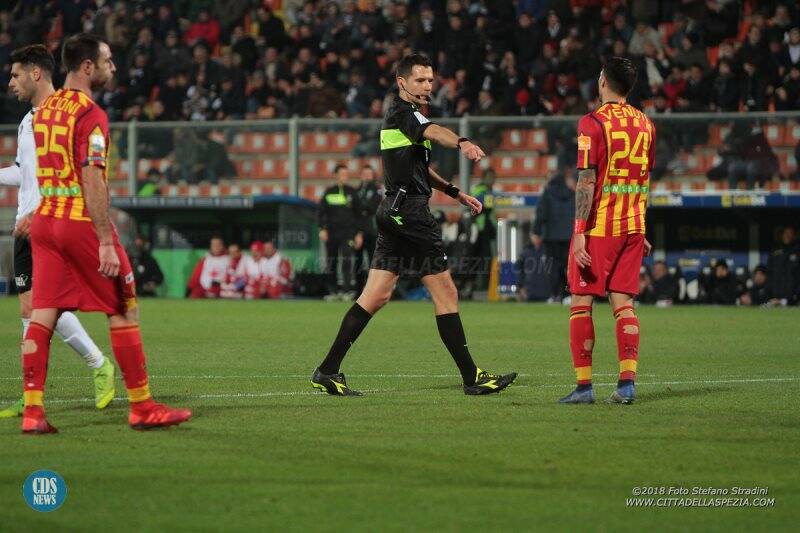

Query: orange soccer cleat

[128,403,192,430]
[21,407,58,435]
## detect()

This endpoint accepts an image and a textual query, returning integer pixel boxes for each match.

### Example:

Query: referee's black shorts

[371,194,448,277]
[13,236,33,293]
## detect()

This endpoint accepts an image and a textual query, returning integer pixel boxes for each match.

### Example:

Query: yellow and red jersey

[576,102,656,237]
[32,88,110,222]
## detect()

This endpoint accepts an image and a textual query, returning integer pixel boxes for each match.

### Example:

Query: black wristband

[457,137,469,148]
[444,183,460,199]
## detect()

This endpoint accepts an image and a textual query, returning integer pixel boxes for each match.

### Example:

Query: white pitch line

[0,377,795,405]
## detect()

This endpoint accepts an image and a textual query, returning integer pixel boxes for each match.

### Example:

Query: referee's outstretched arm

[423,124,486,162]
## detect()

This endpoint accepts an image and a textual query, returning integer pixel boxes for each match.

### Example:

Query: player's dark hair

[334,164,348,174]
[9,44,55,77]
[62,33,104,73]
[396,52,433,79]
[602,56,637,97]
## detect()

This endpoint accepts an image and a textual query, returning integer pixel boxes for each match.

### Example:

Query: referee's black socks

[319,303,372,375]
[436,313,478,386]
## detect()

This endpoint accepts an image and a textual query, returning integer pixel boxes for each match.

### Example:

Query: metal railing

[0,111,796,197]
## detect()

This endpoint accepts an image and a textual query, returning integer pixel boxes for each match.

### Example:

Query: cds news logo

[23,470,67,512]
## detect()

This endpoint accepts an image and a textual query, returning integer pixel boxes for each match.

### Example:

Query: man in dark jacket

[532,170,576,302]
[768,226,800,305]
[129,235,164,297]
[708,262,740,305]
[354,164,383,285]
[640,261,679,304]
[740,265,771,306]
[319,164,363,297]
[517,233,550,302]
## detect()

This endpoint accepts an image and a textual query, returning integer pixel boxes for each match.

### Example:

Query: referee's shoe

[463,368,517,395]
[311,368,363,396]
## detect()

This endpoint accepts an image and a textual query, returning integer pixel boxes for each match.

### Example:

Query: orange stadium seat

[777,151,797,176]
[529,128,548,152]
[0,135,15,156]
[708,123,732,147]
[763,124,787,147]
[783,122,800,146]
[299,132,360,153]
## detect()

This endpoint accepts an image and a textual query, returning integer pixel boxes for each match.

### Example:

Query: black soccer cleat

[311,368,363,396]
[463,368,517,395]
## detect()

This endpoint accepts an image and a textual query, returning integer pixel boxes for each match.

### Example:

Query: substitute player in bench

[311,52,516,396]
[559,57,655,405]
[21,34,190,433]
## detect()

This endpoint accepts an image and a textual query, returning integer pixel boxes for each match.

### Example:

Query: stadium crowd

[0,1,798,124]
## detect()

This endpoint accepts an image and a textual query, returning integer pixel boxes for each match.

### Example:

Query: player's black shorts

[13,236,33,293]
[371,194,447,276]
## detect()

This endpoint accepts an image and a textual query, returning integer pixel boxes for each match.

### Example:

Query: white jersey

[0,109,40,223]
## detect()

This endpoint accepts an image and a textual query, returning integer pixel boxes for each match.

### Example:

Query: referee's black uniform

[371,95,447,276]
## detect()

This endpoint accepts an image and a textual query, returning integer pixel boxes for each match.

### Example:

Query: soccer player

[559,57,655,405]
[310,52,517,396]
[0,44,115,419]
[21,33,191,433]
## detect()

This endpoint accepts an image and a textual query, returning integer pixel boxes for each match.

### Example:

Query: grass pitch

[0,299,798,531]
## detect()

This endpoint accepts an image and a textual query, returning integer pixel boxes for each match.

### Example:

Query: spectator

[318,164,363,297]
[708,262,740,305]
[767,226,800,305]
[516,233,551,302]
[628,22,663,56]
[740,265,771,306]
[533,169,576,302]
[725,123,780,189]
[710,59,740,112]
[639,261,679,305]
[136,168,161,197]
[154,30,192,78]
[185,8,221,50]
[186,236,229,298]
[129,235,164,297]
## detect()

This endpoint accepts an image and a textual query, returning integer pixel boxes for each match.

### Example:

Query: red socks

[614,306,639,381]
[110,325,154,410]
[22,322,54,411]
[569,306,594,385]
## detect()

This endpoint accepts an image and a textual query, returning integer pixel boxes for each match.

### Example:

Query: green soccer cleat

[93,357,116,409]
[463,368,518,395]
[311,368,363,396]
[0,398,24,419]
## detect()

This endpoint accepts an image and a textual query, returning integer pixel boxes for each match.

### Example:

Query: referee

[311,52,517,396]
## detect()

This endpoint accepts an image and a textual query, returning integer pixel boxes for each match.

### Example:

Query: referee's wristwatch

[457,137,470,149]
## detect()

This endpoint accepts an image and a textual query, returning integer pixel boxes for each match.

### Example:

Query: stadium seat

[784,122,800,146]
[763,124,787,147]
[0,135,15,156]
[708,123,732,147]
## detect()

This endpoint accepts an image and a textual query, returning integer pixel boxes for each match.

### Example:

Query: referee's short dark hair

[9,44,55,78]
[396,52,433,79]
[62,33,104,73]
[602,57,638,97]
[334,163,348,174]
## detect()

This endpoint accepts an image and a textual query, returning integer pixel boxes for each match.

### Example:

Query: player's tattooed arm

[575,168,597,221]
